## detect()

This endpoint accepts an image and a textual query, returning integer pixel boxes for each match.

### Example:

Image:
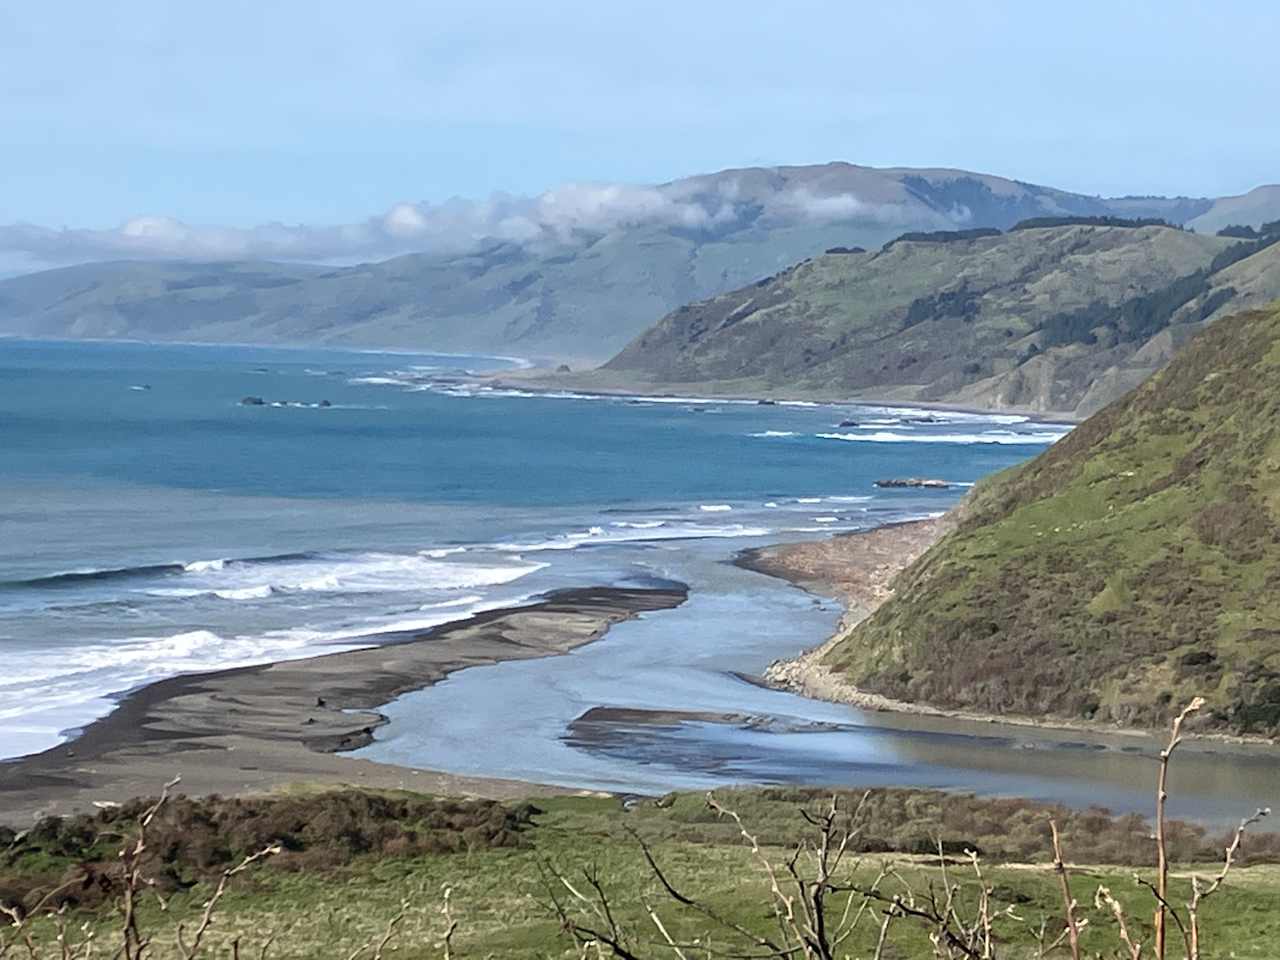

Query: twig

[1186,807,1270,959]
[1154,697,1203,960]
[176,846,281,960]
[629,825,790,957]
[1048,820,1081,960]
[370,900,407,960]
[1096,886,1142,960]
[438,886,457,960]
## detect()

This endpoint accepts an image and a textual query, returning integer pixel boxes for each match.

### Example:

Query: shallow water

[0,338,1038,758]
[359,544,1280,829]
[4,337,1273,829]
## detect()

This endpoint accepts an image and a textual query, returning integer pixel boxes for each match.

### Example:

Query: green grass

[825,303,1280,735]
[7,790,1280,959]
[605,224,1235,416]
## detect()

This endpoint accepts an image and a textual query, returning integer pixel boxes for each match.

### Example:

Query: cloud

[0,176,940,272]
[768,188,957,227]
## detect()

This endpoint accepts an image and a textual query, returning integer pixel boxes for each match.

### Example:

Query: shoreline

[739,520,1278,749]
[7,335,1079,422]
[0,584,686,827]
[490,368,1082,424]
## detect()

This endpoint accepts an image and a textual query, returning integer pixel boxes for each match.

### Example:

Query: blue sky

[1,0,1277,266]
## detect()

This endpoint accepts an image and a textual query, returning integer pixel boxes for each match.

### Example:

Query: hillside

[1187,184,1280,235]
[599,222,1277,416]
[820,302,1280,735]
[0,163,1259,361]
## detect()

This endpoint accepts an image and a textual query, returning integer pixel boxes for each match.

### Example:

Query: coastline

[0,584,686,826]
[6,335,1081,422]
[490,368,1082,424]
[740,520,1278,748]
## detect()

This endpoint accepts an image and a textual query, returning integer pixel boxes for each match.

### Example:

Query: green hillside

[822,302,1280,735]
[0,163,1257,361]
[598,221,1280,416]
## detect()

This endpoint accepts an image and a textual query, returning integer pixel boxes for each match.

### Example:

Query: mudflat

[0,585,686,826]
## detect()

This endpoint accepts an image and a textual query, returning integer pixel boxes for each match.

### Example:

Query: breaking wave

[815,430,1067,445]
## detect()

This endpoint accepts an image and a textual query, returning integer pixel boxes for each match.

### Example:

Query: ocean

[0,337,1049,761]
[16,337,1274,827]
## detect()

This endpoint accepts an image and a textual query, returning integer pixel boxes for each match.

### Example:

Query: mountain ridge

[594,220,1280,416]
[3,162,1276,361]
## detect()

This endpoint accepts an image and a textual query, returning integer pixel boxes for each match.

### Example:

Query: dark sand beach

[0,585,686,826]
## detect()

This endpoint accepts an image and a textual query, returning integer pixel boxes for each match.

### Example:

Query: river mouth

[356,541,1280,831]
[5,338,1274,830]
[560,704,1279,831]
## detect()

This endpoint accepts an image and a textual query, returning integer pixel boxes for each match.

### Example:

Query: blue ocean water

[0,337,1055,759]
[3,338,1276,826]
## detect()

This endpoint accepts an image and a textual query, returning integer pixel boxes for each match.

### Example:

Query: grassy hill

[0,163,1259,362]
[1187,184,1280,235]
[821,302,1280,735]
[596,221,1280,416]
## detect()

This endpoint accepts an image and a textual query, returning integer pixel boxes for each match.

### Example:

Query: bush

[1,791,537,912]
[1011,215,1174,231]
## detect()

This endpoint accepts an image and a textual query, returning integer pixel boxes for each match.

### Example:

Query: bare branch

[1048,820,1081,960]
[1095,886,1142,960]
[1154,697,1203,960]
[1186,807,1270,960]
[176,846,281,960]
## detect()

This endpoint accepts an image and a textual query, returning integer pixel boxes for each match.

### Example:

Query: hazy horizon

[3,0,1278,275]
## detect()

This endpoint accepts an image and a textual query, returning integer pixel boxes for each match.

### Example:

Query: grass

[5,786,1279,958]
[71,841,1280,958]
[825,303,1280,736]
[604,224,1234,416]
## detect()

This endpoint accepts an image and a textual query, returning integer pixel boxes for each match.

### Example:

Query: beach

[743,520,1280,748]
[18,339,1258,826]
[0,585,685,826]
[735,517,954,712]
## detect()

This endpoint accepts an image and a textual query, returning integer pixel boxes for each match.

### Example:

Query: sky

[1,0,1278,272]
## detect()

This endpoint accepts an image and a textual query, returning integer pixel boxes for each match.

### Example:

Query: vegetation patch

[0,791,535,912]
[1011,215,1176,231]
[3,776,1277,959]
[605,221,1260,416]
[826,303,1280,734]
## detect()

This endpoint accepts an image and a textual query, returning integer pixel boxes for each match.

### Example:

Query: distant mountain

[595,221,1280,416]
[819,301,1280,735]
[0,163,1268,361]
[1186,185,1280,236]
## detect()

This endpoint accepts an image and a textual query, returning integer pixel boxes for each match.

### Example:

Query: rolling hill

[1186,185,1280,236]
[819,301,1280,735]
[596,221,1280,416]
[0,163,1267,361]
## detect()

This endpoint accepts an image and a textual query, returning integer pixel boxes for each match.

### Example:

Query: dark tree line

[1011,215,1176,231]
[1039,273,1238,349]
[1216,219,1280,240]
[1038,220,1280,349]
[883,227,1001,249]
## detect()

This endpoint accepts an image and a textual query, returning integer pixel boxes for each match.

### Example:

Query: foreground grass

[7,790,1279,959]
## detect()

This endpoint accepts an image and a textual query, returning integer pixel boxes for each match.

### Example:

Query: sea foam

[815,430,1067,445]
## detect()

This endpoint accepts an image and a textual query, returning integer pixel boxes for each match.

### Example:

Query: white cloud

[0,175,943,272]
[768,189,934,227]
[381,203,430,237]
